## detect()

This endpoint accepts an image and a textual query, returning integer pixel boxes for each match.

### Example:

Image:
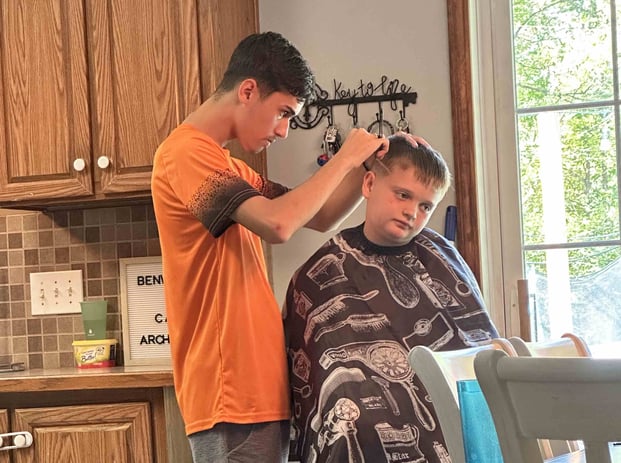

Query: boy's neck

[184,93,237,147]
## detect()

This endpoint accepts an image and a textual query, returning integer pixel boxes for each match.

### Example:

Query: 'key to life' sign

[120,256,171,366]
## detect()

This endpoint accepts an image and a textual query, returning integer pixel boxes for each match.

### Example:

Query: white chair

[474,349,621,463]
[509,332,591,358]
[408,340,515,463]
[509,332,592,458]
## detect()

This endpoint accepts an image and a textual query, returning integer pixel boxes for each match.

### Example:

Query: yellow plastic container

[72,339,117,368]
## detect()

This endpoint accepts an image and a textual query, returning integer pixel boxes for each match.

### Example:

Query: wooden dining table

[546,444,621,462]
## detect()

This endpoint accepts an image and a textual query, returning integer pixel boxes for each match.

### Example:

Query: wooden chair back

[509,332,591,358]
[509,332,592,457]
[474,350,621,463]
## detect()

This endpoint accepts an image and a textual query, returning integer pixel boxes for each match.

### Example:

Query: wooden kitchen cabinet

[0,0,259,208]
[0,385,190,463]
[12,403,152,463]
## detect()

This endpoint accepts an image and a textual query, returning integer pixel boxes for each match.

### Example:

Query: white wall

[259,0,454,305]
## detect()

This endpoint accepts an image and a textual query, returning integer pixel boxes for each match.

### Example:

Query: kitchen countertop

[0,366,174,393]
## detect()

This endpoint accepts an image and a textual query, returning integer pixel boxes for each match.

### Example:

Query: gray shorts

[188,420,290,463]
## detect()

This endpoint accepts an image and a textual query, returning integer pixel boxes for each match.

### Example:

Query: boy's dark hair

[376,135,452,192]
[216,31,316,103]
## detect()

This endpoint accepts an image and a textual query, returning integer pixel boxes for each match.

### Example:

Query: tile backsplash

[0,204,161,369]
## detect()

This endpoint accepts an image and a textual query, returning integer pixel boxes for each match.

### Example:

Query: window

[473,0,621,353]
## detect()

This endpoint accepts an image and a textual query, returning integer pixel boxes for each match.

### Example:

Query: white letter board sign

[120,256,171,366]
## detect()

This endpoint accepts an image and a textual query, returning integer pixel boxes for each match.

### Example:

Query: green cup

[80,300,108,340]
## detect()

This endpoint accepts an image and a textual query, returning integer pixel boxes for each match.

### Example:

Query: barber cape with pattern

[284,224,499,463]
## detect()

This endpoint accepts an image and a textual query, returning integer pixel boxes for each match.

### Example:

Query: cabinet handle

[73,158,86,172]
[97,155,111,169]
[0,431,33,451]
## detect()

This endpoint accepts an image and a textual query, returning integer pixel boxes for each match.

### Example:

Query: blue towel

[457,379,504,463]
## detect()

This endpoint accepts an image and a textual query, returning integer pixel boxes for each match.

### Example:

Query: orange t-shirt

[151,124,290,435]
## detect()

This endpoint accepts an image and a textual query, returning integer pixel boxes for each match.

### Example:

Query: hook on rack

[377,102,384,136]
[347,102,359,127]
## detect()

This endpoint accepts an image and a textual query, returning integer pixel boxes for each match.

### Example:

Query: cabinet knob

[97,156,111,169]
[73,158,86,172]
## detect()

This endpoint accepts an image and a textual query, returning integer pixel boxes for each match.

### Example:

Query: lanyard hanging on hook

[317,107,341,167]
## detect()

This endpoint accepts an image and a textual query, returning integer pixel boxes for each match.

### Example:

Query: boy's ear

[238,78,259,103]
[361,171,375,199]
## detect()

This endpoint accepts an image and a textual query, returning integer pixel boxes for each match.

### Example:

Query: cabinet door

[12,402,152,463]
[0,0,261,207]
[0,410,8,463]
[0,1,93,202]
[86,0,202,195]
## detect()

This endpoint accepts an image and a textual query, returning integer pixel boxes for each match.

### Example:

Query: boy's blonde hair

[375,135,451,192]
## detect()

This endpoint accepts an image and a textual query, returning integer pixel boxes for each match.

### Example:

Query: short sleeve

[159,126,289,237]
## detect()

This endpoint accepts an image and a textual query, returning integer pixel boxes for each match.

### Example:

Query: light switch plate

[29,270,84,315]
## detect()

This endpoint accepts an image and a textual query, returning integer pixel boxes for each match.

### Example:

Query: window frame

[458,0,621,341]
[449,0,523,336]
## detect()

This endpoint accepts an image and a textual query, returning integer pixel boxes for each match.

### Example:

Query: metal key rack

[290,75,418,131]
